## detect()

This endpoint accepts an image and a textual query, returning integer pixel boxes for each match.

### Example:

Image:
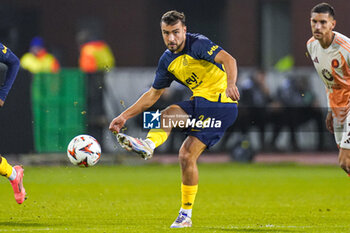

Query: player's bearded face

[310,13,335,40]
[161,21,187,53]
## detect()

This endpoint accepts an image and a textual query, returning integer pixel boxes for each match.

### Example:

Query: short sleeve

[191,35,223,63]
[0,43,10,62]
[0,44,20,101]
[152,54,174,89]
[306,43,311,55]
[306,37,315,56]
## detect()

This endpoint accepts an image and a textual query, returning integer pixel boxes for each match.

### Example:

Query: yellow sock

[0,157,13,178]
[146,129,168,148]
[181,183,198,210]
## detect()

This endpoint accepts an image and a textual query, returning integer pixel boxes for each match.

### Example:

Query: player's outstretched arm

[214,50,240,101]
[109,87,165,133]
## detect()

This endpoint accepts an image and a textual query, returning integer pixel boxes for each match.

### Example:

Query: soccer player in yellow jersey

[0,43,26,204]
[109,10,239,228]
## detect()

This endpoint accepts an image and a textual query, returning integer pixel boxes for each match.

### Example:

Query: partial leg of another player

[170,136,206,228]
[0,155,26,204]
[338,148,350,175]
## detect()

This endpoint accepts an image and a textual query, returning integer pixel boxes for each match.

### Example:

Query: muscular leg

[161,106,207,185]
[179,136,206,185]
[338,148,350,174]
[170,136,206,227]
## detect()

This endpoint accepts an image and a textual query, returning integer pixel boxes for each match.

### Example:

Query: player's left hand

[226,83,240,101]
[0,99,4,107]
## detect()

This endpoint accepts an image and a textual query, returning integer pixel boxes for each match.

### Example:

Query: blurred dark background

[0,0,349,68]
[0,0,347,157]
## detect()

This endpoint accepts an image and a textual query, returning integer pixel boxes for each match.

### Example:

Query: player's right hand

[325,111,334,134]
[109,115,127,134]
[226,83,240,101]
[0,99,4,107]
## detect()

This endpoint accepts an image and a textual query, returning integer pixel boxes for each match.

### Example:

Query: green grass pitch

[0,163,349,232]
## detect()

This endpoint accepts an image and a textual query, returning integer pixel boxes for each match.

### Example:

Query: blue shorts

[175,97,238,148]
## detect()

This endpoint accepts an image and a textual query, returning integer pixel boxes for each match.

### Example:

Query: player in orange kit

[307,3,350,175]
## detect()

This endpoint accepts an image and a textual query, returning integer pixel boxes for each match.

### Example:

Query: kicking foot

[116,133,154,160]
[10,165,26,204]
[170,212,192,228]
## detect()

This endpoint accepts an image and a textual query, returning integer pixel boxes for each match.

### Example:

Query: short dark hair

[311,3,335,18]
[161,10,186,26]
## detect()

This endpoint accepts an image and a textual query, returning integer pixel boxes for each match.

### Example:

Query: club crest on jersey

[313,57,319,63]
[183,56,188,66]
[321,69,334,81]
[332,59,339,68]
[2,45,7,54]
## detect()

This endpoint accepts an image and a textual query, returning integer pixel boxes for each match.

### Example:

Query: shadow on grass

[204,227,297,232]
[0,221,61,227]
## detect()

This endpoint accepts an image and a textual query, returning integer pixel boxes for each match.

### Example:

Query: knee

[179,147,196,167]
[161,105,179,123]
[162,105,180,115]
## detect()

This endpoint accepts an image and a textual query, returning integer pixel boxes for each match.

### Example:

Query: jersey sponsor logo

[207,45,219,56]
[191,81,203,90]
[186,72,199,85]
[313,57,319,63]
[332,59,339,68]
[321,69,334,81]
[185,72,203,89]
[327,83,341,90]
[2,45,7,54]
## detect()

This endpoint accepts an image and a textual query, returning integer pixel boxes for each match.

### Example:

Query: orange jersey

[307,32,350,123]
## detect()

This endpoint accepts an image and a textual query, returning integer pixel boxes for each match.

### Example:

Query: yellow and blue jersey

[0,43,20,101]
[153,33,236,103]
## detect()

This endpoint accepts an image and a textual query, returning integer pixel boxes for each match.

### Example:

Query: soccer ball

[67,135,101,167]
